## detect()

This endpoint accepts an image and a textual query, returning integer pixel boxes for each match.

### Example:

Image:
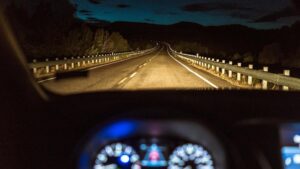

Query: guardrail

[167,44,300,90]
[28,47,158,79]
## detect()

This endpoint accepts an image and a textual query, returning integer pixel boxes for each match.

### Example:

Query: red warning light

[149,151,160,161]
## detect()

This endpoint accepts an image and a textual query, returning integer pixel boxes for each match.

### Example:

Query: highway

[42,46,234,94]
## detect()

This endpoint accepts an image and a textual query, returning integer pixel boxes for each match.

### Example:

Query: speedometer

[93,143,141,169]
[168,144,214,169]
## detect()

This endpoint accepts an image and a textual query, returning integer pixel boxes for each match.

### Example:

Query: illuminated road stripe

[118,77,128,84]
[38,77,56,83]
[167,50,219,89]
[130,72,137,78]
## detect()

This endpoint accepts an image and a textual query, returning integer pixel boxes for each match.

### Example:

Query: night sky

[2,0,300,29]
[71,0,300,29]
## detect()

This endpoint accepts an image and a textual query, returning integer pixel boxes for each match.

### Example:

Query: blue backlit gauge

[93,143,141,169]
[168,144,215,169]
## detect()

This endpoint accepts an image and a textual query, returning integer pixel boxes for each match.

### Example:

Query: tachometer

[93,143,140,169]
[168,144,214,169]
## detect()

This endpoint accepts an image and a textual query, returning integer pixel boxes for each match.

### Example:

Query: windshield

[2,0,300,94]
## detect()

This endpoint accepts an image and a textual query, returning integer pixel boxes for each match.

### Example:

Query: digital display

[281,124,300,169]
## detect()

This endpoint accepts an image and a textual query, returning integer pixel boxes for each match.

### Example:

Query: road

[43,46,234,94]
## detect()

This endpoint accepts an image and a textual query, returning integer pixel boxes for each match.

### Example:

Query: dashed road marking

[130,72,137,78]
[118,77,128,84]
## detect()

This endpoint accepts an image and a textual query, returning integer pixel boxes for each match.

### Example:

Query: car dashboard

[3,90,294,169]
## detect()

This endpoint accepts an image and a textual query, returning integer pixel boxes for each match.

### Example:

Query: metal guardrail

[167,44,300,90]
[29,47,158,78]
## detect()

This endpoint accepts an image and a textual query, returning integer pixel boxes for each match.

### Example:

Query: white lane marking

[167,50,219,89]
[130,72,137,78]
[118,77,128,84]
[38,77,56,83]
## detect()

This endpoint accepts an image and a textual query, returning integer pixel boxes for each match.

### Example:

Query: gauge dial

[168,144,214,169]
[93,143,140,169]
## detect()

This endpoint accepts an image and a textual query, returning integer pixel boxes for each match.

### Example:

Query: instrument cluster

[92,139,214,169]
[77,120,226,169]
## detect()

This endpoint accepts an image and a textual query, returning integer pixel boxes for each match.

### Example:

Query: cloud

[116,4,131,8]
[144,18,155,22]
[230,12,253,19]
[79,9,91,14]
[253,7,299,22]
[181,2,253,12]
[252,0,300,23]
[86,17,98,21]
[88,0,103,4]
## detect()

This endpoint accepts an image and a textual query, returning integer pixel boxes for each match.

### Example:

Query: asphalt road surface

[43,46,234,94]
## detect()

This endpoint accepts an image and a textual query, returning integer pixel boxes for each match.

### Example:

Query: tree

[232,53,242,61]
[258,43,284,65]
[243,52,254,63]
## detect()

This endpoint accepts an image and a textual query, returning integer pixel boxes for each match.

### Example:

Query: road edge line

[167,50,219,89]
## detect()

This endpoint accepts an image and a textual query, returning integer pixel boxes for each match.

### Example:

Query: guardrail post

[237,63,242,81]
[283,70,290,91]
[71,57,75,69]
[211,59,215,70]
[64,57,67,70]
[228,61,233,78]
[55,58,59,71]
[45,59,49,73]
[221,60,225,75]
[33,59,37,74]
[248,64,253,85]
[77,57,81,67]
[201,57,204,67]
[216,59,220,73]
[262,66,269,90]
[83,56,86,66]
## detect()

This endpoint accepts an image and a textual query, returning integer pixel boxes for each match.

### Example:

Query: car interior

[1,1,300,169]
